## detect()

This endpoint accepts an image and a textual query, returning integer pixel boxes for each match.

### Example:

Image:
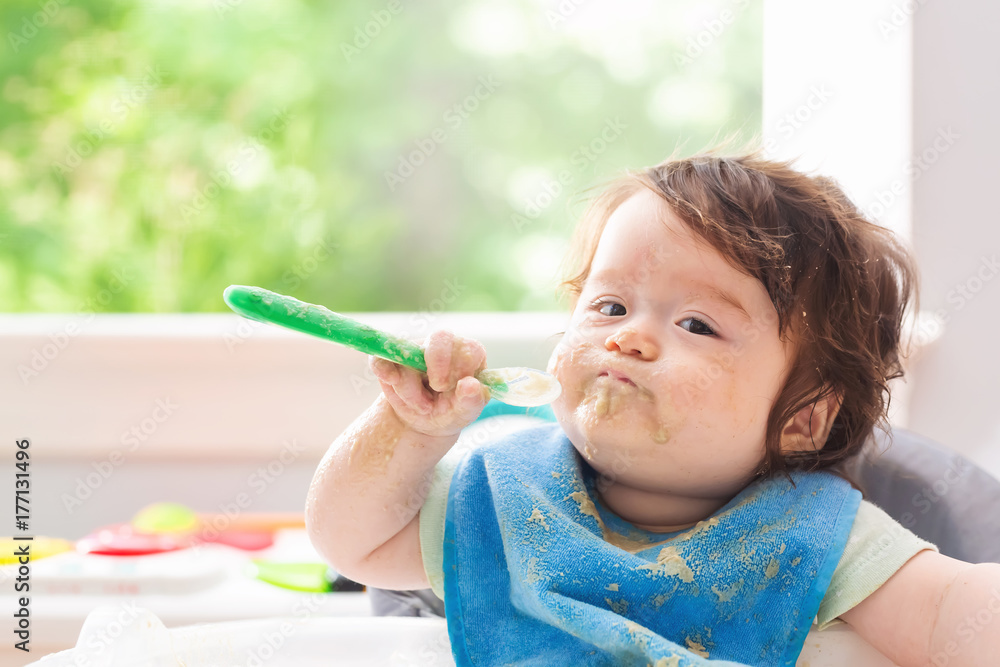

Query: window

[1,0,763,314]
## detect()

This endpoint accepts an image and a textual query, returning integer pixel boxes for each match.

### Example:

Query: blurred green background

[0,0,761,313]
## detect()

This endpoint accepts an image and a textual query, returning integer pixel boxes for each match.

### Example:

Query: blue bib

[442,423,860,666]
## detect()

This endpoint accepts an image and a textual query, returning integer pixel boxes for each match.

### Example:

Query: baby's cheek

[547,340,601,421]
[659,364,705,412]
[548,349,579,414]
[545,345,564,376]
[548,339,595,382]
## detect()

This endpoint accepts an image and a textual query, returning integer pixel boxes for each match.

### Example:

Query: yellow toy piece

[0,536,73,564]
[131,502,200,534]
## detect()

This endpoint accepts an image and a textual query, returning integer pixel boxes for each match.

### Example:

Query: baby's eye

[679,317,716,336]
[592,300,627,317]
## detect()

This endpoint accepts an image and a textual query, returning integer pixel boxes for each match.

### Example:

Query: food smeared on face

[548,189,794,526]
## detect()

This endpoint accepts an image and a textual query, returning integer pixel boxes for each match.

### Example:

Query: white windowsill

[2,313,567,462]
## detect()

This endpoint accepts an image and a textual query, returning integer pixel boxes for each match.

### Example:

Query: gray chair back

[845,428,1000,564]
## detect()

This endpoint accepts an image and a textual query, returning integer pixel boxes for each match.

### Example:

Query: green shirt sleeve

[419,451,461,600]
[816,499,939,629]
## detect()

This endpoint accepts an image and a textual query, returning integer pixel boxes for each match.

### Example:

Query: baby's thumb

[454,376,490,419]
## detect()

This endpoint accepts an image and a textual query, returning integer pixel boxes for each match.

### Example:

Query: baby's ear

[779,388,843,454]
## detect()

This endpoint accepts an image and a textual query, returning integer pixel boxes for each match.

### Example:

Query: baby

[306,152,1000,666]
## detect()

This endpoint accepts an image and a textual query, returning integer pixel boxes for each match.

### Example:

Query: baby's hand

[369,330,491,439]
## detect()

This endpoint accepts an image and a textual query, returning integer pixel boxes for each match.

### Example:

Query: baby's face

[548,189,793,503]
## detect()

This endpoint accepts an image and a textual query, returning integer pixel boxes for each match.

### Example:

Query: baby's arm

[304,330,491,590]
[840,550,1000,666]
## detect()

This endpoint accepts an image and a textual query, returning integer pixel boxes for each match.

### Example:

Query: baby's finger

[424,330,456,393]
[386,364,434,414]
[375,377,408,416]
[369,356,400,384]
[453,338,488,378]
[453,376,491,420]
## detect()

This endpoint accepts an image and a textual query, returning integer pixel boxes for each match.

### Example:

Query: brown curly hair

[556,150,920,489]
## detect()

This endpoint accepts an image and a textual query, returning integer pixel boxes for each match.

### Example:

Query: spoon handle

[224,285,430,373]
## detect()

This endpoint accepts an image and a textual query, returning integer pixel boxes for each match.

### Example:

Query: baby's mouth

[598,369,637,387]
[593,368,656,404]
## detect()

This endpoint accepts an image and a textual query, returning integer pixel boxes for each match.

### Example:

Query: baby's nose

[605,326,659,359]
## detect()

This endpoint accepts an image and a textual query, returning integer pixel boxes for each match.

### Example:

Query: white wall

[762,0,912,242]
[909,0,1000,475]
[763,0,1000,478]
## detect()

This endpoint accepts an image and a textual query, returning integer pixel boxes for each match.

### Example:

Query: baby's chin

[565,431,759,501]
[559,414,638,465]
[563,430,664,495]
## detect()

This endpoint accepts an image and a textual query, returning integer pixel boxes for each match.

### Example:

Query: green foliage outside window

[0,0,761,313]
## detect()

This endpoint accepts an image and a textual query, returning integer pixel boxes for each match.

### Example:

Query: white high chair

[27,605,893,667]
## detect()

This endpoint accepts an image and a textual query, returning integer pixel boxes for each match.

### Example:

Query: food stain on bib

[636,546,695,583]
[652,657,681,667]
[711,578,744,602]
[527,507,550,531]
[685,636,710,658]
[605,597,629,614]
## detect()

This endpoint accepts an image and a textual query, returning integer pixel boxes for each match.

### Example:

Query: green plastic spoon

[223,285,561,407]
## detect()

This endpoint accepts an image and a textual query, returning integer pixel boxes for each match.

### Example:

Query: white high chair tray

[27,607,898,666]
